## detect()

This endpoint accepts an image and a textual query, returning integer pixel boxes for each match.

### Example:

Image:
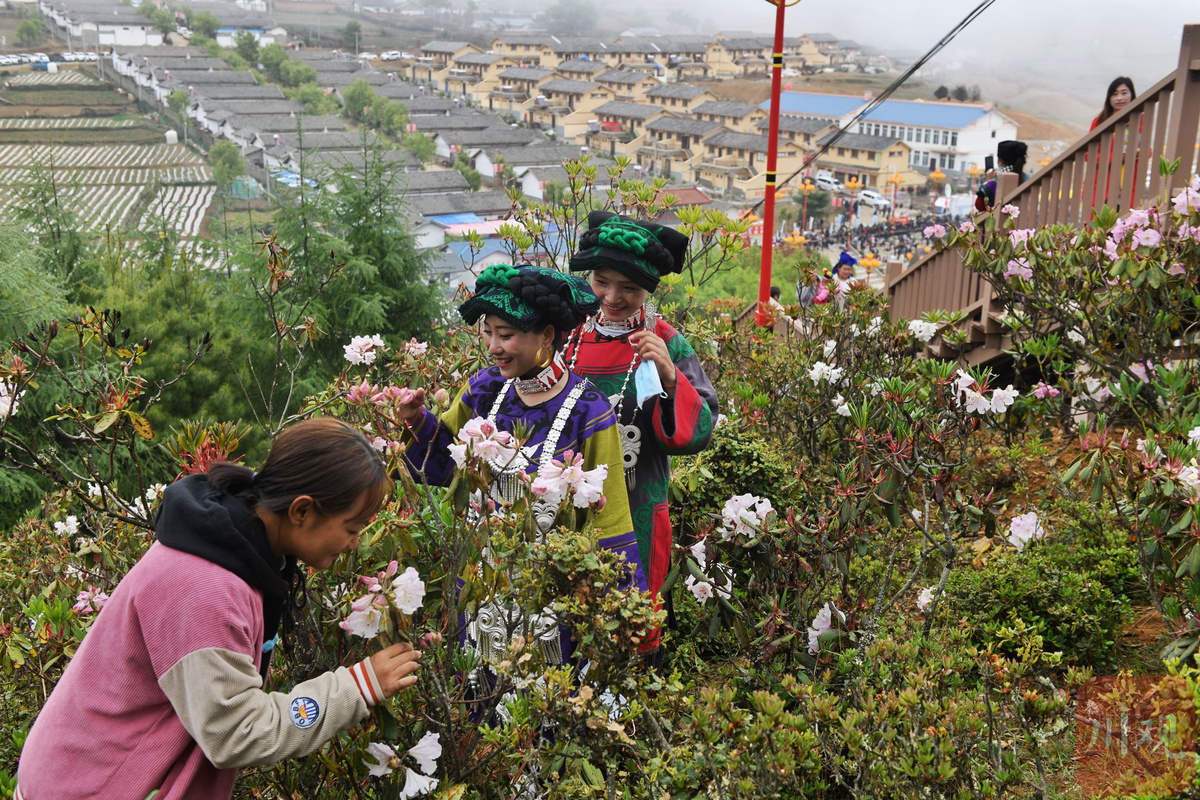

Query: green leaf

[93,410,120,434]
[660,562,681,594]
[579,759,605,788]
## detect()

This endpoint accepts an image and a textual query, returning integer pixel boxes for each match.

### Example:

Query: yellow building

[754,116,835,148]
[690,128,806,199]
[643,83,718,113]
[704,37,770,79]
[414,40,480,84]
[526,79,617,140]
[812,131,919,189]
[487,66,556,116]
[582,101,670,159]
[488,35,555,67]
[692,100,767,134]
[593,68,661,103]
[441,53,518,101]
[555,58,608,82]
[635,116,723,180]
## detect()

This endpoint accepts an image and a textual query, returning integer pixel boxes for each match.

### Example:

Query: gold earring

[535,345,552,368]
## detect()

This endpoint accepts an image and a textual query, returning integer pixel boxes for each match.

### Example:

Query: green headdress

[459,265,600,332]
[568,211,691,292]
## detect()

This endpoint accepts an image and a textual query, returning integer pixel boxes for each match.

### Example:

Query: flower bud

[434,388,450,405]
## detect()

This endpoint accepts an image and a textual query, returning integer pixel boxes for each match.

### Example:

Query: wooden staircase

[887,24,1200,366]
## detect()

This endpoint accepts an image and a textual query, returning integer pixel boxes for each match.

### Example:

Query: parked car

[400,51,413,59]
[0,55,18,66]
[857,189,892,210]
[33,52,49,62]
[380,50,401,61]
[357,51,379,60]
[815,175,843,193]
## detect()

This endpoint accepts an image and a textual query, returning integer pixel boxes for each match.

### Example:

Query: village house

[754,115,834,148]
[472,144,600,185]
[704,37,770,79]
[440,52,517,102]
[691,129,807,199]
[526,79,617,140]
[643,83,717,114]
[488,34,555,68]
[555,59,608,82]
[635,116,723,180]
[412,40,481,84]
[488,67,556,115]
[582,101,667,158]
[592,68,661,103]
[691,100,767,133]
[432,127,545,162]
[812,130,918,189]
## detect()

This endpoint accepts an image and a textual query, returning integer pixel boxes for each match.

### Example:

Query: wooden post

[1163,25,1200,193]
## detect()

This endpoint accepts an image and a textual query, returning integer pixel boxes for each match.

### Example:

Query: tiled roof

[421,40,475,53]
[755,116,832,134]
[645,84,709,99]
[539,79,602,94]
[556,58,606,74]
[497,67,556,80]
[645,117,722,136]
[816,131,906,152]
[595,69,652,85]
[591,101,661,120]
[693,100,762,118]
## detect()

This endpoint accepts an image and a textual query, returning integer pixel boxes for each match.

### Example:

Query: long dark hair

[208,417,388,520]
[1096,77,1136,126]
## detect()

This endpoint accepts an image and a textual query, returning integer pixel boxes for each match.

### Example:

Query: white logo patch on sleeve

[290,696,321,729]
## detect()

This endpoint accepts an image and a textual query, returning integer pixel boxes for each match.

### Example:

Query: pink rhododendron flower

[1032,382,1061,399]
[958,219,975,234]
[1003,258,1033,280]
[346,380,378,404]
[1172,186,1200,214]
[1008,228,1034,247]
[73,586,109,614]
[405,338,429,357]
[433,388,450,405]
[923,224,947,239]
[1170,262,1187,276]
[454,417,517,466]
[1132,228,1161,249]
[1007,512,1045,551]
[1128,361,1153,383]
[1001,204,1020,218]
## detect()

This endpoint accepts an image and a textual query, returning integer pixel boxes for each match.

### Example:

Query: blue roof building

[760,92,863,121]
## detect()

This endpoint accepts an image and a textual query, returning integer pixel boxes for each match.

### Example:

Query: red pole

[754,0,788,327]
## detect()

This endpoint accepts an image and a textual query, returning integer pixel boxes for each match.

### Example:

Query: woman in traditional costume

[565,212,719,642]
[395,264,647,687]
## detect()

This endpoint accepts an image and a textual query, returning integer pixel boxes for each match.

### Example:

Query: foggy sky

[627,0,1197,127]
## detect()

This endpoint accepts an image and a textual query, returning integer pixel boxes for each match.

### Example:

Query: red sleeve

[650,369,710,454]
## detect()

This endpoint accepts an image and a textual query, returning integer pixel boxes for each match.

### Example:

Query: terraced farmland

[0,141,215,234]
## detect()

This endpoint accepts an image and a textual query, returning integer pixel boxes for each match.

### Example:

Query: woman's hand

[395,388,426,425]
[369,642,424,699]
[628,330,677,389]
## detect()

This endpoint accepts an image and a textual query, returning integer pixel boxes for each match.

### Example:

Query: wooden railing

[888,24,1200,365]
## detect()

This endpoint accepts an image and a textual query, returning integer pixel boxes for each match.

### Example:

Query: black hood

[155,474,297,668]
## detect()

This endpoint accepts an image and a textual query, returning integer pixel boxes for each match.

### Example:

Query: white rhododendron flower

[365,742,398,777]
[823,339,837,359]
[833,394,851,417]
[1189,426,1200,447]
[407,731,441,775]
[340,607,384,638]
[916,586,938,613]
[391,567,426,614]
[0,381,21,418]
[1007,512,1045,552]
[532,450,607,508]
[908,319,939,343]
[399,768,439,798]
[962,388,992,415]
[1067,330,1085,345]
[87,482,102,498]
[808,602,844,654]
[808,361,843,385]
[685,575,715,604]
[990,385,1019,414]
[344,334,386,366]
[54,516,79,537]
[689,539,707,571]
[720,493,774,539]
[405,338,429,357]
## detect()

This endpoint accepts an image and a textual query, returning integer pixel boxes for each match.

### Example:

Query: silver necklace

[484,377,587,535]
[566,301,658,490]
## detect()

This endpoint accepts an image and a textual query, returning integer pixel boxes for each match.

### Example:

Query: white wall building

[842,99,1018,174]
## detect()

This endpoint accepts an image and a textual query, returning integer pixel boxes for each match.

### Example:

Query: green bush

[947,544,1129,669]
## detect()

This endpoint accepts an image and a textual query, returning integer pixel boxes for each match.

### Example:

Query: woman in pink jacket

[16,418,424,800]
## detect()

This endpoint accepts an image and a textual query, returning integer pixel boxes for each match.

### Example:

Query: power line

[749,0,998,215]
